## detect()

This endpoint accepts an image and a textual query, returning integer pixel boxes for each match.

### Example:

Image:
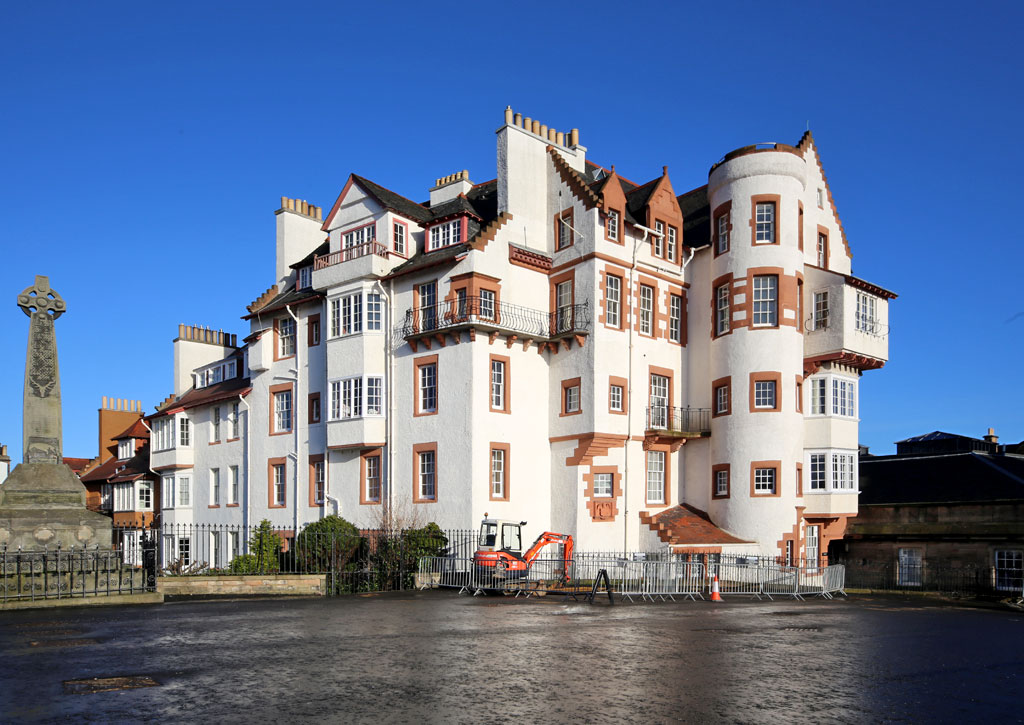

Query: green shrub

[235,519,282,574]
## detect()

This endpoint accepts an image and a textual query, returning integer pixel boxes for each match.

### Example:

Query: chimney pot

[531,120,540,135]
[102,395,107,409]
[280,196,288,209]
[569,128,579,147]
[504,106,513,124]
[540,124,548,138]
[514,113,522,127]
[556,132,564,145]
[523,117,532,130]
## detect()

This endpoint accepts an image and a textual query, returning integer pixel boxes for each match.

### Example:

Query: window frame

[645,448,668,505]
[606,209,620,243]
[605,273,622,329]
[414,355,439,417]
[270,385,294,435]
[638,284,654,336]
[668,293,683,344]
[276,317,296,359]
[489,355,510,414]
[751,274,778,327]
[749,372,782,413]
[751,196,779,245]
[561,377,582,416]
[489,443,510,501]
[428,218,463,251]
[752,466,777,496]
[712,464,730,500]
[714,283,731,336]
[413,444,438,503]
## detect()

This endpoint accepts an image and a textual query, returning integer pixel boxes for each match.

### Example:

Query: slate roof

[242,286,323,320]
[678,185,710,249]
[352,174,432,224]
[645,504,751,546]
[859,452,1024,506]
[386,242,469,279]
[151,376,252,418]
[81,444,153,484]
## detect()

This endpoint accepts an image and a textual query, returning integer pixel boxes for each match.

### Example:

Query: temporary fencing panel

[417,555,843,602]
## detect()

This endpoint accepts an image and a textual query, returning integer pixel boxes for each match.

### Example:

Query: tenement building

[147,108,894,566]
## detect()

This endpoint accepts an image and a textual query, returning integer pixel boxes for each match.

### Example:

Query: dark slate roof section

[428,195,480,221]
[150,376,252,418]
[859,452,1024,505]
[290,240,329,270]
[352,174,432,224]
[386,243,469,280]
[241,286,323,320]
[678,185,710,249]
[465,180,498,223]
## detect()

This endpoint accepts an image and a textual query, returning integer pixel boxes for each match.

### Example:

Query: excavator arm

[523,532,574,571]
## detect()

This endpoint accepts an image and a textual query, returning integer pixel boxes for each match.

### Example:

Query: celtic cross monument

[0,276,112,549]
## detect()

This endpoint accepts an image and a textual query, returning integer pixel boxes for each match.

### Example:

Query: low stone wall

[157,574,326,597]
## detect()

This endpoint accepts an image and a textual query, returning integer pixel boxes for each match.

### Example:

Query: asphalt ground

[1,592,1021,723]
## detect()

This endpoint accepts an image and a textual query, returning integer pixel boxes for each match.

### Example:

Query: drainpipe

[375,278,395,529]
[139,417,163,530]
[237,393,250,531]
[285,304,301,537]
[623,224,659,552]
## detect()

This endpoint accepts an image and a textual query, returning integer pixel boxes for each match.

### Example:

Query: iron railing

[399,297,590,340]
[1,539,157,603]
[314,241,390,270]
[117,522,477,595]
[645,406,712,434]
[839,560,1023,596]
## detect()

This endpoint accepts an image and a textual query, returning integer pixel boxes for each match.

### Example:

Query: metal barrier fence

[709,562,847,600]
[1,543,157,603]
[417,556,837,602]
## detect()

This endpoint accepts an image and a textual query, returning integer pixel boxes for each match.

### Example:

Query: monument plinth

[0,276,112,549]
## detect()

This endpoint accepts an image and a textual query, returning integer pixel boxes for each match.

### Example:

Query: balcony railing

[645,406,712,436]
[400,296,590,340]
[804,315,888,338]
[314,241,390,270]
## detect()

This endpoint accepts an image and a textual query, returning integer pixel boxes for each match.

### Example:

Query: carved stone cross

[18,275,65,464]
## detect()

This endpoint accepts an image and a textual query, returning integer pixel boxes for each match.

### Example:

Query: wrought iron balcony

[646,406,712,437]
[400,296,591,341]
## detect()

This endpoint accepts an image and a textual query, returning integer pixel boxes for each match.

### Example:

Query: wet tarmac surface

[1,592,1022,723]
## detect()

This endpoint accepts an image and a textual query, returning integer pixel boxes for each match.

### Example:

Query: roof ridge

[352,173,431,212]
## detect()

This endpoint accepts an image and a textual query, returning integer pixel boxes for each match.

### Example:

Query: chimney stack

[984,427,999,445]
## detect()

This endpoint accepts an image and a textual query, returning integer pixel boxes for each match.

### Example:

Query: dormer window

[118,438,135,461]
[428,219,462,251]
[298,266,312,290]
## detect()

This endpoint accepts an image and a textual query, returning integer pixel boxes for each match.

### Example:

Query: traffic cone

[710,574,723,602]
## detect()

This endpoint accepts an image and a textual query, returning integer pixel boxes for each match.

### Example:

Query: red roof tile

[641,504,751,546]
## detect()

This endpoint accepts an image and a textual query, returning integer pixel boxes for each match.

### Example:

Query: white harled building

[148,108,894,566]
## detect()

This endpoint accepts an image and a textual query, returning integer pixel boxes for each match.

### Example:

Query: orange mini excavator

[472,516,574,580]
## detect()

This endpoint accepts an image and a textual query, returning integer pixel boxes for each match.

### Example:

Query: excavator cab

[477,518,525,555]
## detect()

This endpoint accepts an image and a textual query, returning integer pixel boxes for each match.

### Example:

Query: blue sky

[2,1,1021,464]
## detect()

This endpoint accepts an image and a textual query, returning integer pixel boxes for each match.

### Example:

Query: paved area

[1,592,1022,723]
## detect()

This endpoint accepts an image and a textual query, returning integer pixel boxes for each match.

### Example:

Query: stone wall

[157,573,326,597]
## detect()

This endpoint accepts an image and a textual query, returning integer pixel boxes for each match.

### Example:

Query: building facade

[147,109,894,566]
